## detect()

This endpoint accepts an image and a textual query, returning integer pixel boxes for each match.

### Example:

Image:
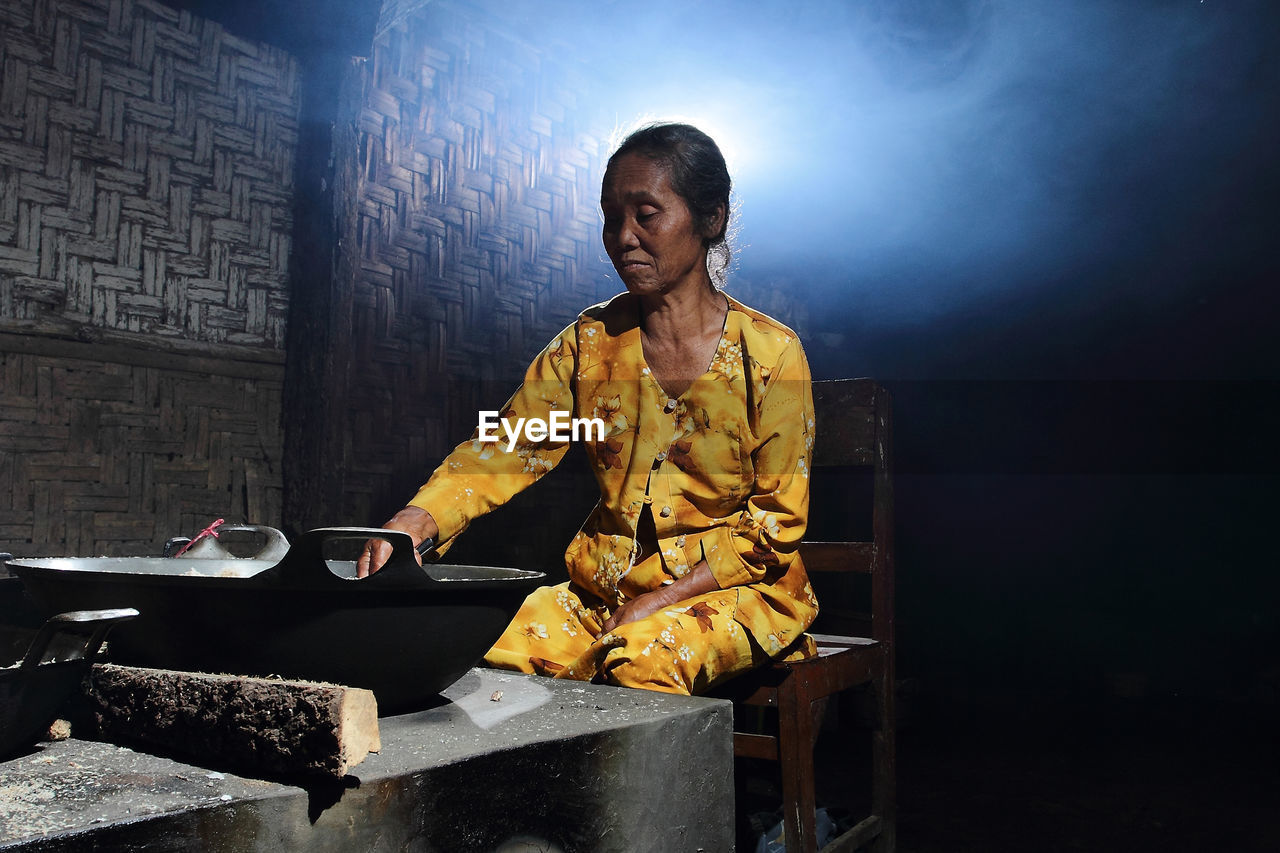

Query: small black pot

[0,609,137,759]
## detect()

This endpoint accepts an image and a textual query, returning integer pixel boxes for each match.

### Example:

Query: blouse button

[663,399,677,413]
[655,451,667,462]
[659,506,672,518]
[676,535,686,547]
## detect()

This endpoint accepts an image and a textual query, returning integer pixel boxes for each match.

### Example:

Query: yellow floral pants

[484,582,811,695]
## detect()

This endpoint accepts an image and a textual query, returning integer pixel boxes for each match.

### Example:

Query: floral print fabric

[485,581,770,695]
[408,291,819,692]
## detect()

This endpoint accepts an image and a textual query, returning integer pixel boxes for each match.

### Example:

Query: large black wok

[1,609,138,759]
[6,528,545,714]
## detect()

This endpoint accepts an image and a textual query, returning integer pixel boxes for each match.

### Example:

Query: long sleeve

[700,335,815,589]
[407,324,578,552]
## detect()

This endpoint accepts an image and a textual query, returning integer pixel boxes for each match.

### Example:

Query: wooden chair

[713,378,896,853]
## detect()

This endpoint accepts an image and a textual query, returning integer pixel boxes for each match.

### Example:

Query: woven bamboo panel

[0,0,298,347]
[335,2,615,531]
[0,343,283,557]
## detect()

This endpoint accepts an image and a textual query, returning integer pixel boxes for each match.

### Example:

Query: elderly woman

[360,123,817,695]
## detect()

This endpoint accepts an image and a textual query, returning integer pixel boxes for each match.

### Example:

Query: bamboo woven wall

[0,335,283,555]
[335,0,615,543]
[0,0,297,556]
[0,0,297,344]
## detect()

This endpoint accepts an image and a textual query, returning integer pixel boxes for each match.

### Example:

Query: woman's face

[600,153,715,297]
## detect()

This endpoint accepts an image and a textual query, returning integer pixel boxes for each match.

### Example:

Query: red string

[173,518,225,557]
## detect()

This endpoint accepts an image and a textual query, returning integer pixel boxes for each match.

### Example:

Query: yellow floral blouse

[409,291,818,650]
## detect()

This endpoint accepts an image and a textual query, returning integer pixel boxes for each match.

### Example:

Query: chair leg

[870,658,896,853]
[777,676,819,853]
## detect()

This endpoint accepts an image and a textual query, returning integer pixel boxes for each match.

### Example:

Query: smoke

[487,0,1278,374]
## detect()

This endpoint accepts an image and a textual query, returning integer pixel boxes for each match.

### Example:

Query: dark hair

[607,123,733,287]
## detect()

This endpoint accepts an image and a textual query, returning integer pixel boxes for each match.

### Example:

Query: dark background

[166,0,1280,848]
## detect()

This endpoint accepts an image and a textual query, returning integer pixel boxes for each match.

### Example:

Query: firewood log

[81,663,380,778]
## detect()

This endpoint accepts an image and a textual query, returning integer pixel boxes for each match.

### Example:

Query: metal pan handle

[21,608,140,669]
[258,526,436,589]
[163,523,291,560]
[216,524,291,561]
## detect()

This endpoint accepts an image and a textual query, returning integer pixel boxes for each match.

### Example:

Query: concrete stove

[0,669,733,852]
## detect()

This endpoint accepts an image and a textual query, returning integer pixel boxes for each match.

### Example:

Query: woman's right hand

[356,506,439,577]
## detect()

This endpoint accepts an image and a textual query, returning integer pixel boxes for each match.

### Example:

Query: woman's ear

[702,203,727,242]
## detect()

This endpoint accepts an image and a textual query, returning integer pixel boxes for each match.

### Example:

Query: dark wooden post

[282,55,367,534]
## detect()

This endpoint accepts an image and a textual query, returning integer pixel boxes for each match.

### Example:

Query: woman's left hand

[602,587,676,633]
[600,561,720,633]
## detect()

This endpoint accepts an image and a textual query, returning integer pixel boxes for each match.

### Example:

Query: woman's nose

[616,219,640,249]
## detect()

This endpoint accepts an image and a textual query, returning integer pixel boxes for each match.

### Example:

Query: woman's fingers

[356,537,395,578]
[355,506,439,578]
[601,591,665,632]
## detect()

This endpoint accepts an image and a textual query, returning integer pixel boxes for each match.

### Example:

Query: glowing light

[608,109,740,177]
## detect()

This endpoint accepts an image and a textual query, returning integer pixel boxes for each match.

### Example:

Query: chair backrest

[800,379,895,645]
